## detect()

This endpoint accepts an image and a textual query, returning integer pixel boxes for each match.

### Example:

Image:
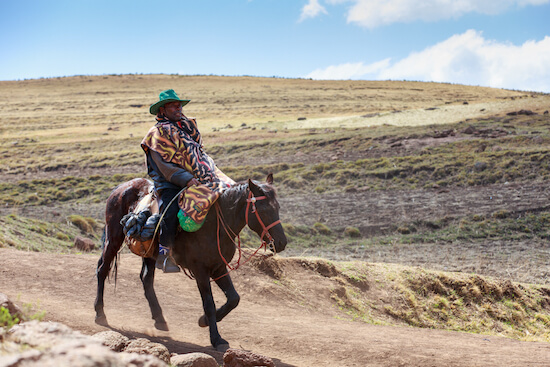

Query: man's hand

[186,178,200,187]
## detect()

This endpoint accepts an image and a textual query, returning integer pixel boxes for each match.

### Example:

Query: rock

[9,320,93,349]
[474,162,488,172]
[4,321,169,367]
[92,330,130,352]
[171,352,218,367]
[0,341,127,367]
[474,144,487,153]
[518,109,536,115]
[124,337,171,364]
[507,109,536,116]
[461,126,476,134]
[0,293,23,320]
[223,348,274,367]
[297,117,306,121]
[119,351,169,367]
[433,129,455,138]
[74,236,95,252]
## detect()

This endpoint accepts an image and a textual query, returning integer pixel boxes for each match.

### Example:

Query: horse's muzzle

[271,226,287,253]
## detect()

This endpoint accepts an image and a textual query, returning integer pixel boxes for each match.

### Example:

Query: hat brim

[149,99,190,115]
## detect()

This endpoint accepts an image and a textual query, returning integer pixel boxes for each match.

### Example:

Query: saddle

[123,188,160,258]
[122,184,224,257]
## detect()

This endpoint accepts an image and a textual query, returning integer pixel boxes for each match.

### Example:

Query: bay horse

[94,174,287,351]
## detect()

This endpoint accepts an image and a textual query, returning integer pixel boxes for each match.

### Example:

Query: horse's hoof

[95,315,108,327]
[154,321,169,331]
[198,315,208,328]
[215,342,230,353]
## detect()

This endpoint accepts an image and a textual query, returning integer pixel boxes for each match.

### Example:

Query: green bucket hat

[149,89,190,115]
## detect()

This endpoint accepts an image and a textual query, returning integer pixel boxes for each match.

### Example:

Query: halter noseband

[245,191,281,250]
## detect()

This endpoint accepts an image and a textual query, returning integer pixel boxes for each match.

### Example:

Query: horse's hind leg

[94,227,118,326]
[140,257,169,331]
[198,273,240,328]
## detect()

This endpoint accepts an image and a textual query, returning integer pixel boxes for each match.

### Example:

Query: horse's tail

[113,251,119,292]
[100,228,106,251]
[97,224,120,290]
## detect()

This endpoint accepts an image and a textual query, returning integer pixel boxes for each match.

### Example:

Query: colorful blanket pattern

[141,117,234,223]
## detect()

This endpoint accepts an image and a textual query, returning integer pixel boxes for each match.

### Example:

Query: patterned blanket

[141,116,234,225]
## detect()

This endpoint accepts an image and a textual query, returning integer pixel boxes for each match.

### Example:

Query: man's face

[161,101,183,122]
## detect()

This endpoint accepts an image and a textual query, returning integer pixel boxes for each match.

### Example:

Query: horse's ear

[248,178,264,197]
[248,178,260,194]
[266,173,274,185]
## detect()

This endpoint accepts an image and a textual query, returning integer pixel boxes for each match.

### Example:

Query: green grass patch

[0,214,101,252]
[0,173,143,206]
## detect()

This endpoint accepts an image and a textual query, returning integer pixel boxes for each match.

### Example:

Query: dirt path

[1,247,549,366]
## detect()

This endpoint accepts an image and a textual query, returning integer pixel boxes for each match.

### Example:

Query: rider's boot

[156,213,181,273]
[156,245,180,273]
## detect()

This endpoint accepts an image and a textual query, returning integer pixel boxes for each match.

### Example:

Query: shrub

[68,215,98,234]
[55,232,70,241]
[472,214,485,222]
[313,222,331,235]
[493,210,509,219]
[344,226,361,238]
[282,223,297,236]
[0,306,19,330]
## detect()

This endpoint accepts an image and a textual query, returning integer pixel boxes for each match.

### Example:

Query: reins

[245,191,281,248]
[148,184,280,282]
[210,189,281,282]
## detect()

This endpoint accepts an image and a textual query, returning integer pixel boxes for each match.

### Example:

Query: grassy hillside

[250,256,550,343]
[1,74,550,343]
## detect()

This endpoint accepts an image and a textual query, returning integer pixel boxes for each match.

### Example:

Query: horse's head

[246,173,287,254]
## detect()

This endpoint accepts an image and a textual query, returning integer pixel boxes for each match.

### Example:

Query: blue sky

[1,0,549,92]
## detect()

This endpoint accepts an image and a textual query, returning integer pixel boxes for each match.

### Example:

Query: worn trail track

[1,247,549,366]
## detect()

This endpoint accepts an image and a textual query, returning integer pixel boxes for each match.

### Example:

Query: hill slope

[1,76,550,365]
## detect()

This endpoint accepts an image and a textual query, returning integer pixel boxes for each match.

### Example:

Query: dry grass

[3,74,550,350]
[251,256,550,343]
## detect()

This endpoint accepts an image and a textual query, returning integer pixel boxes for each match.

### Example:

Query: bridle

[209,187,282,281]
[244,191,281,250]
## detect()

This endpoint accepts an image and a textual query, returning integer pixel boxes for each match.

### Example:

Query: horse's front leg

[195,272,229,351]
[198,273,240,327]
[140,257,168,331]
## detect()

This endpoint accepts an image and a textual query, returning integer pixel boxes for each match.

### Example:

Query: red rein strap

[211,191,281,282]
[245,192,281,248]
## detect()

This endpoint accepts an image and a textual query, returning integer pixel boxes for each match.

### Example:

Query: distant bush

[68,215,99,234]
[313,222,331,235]
[344,226,361,238]
[282,223,297,236]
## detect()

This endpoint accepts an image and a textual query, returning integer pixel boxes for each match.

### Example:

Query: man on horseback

[141,89,235,273]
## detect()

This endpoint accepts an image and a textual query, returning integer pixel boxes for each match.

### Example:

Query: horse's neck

[217,186,248,236]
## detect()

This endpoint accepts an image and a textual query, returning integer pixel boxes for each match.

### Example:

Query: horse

[94,174,287,351]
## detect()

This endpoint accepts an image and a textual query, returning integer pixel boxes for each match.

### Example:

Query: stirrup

[163,255,181,273]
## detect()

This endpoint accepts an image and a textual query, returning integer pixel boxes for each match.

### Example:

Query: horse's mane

[219,179,277,210]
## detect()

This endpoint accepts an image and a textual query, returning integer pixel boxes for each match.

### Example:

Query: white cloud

[299,0,328,22]
[324,0,550,28]
[306,58,391,79]
[305,30,550,92]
